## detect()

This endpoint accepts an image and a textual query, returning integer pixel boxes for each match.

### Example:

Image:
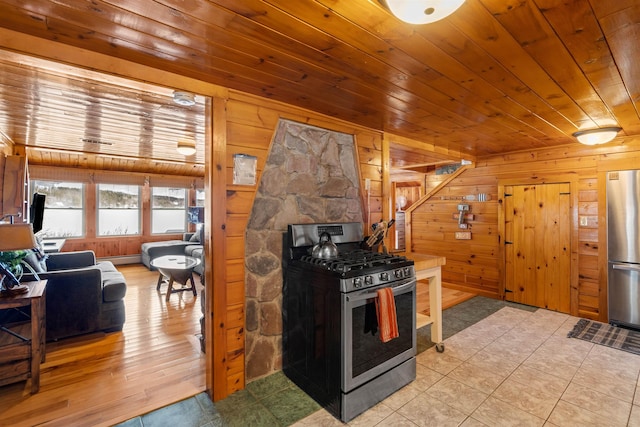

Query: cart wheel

[435,343,445,353]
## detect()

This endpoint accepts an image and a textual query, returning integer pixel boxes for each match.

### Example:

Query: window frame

[97,183,141,237]
[150,186,188,235]
[29,179,85,238]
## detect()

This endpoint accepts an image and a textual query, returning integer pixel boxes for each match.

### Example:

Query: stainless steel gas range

[283,222,417,422]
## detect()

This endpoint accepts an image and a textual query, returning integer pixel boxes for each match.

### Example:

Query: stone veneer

[245,119,364,381]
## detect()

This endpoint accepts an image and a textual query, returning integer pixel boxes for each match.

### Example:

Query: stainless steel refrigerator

[608,169,640,329]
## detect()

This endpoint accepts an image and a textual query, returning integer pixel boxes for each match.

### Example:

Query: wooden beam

[208,95,229,400]
[382,135,392,224]
[395,160,459,171]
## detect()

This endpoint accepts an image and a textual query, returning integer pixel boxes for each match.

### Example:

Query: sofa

[20,250,127,341]
[141,226,204,276]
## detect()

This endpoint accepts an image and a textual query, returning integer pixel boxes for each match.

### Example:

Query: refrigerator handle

[612,264,640,272]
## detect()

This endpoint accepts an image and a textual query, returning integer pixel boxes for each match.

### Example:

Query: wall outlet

[457,204,469,211]
[579,216,588,226]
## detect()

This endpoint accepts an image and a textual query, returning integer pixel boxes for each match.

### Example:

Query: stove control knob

[380,272,389,281]
[394,269,403,278]
[403,267,412,276]
[365,276,374,286]
[353,277,363,288]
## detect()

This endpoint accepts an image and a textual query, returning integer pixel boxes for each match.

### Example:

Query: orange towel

[375,287,399,342]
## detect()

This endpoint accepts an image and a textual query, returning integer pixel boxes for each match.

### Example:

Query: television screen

[188,206,204,224]
[30,192,46,233]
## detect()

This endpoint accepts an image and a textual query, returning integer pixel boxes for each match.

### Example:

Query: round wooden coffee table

[150,255,201,301]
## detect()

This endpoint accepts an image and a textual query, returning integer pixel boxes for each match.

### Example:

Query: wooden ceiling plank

[325,3,572,140]
[260,0,566,141]
[105,0,484,137]
[483,0,614,127]
[318,0,574,140]
[447,0,593,126]
[595,3,640,126]
[535,0,640,132]
[194,0,555,146]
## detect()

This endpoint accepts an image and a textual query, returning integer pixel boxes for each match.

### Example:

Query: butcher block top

[399,252,446,270]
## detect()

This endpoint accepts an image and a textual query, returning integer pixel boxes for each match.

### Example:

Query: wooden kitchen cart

[403,253,446,352]
[0,280,47,393]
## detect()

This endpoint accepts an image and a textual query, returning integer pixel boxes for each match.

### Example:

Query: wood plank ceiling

[0,0,638,173]
[0,50,207,176]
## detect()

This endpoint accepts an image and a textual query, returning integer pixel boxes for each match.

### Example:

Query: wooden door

[504,183,571,313]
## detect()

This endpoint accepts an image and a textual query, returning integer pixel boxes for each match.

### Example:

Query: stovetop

[286,222,416,292]
[299,249,410,274]
[291,249,415,292]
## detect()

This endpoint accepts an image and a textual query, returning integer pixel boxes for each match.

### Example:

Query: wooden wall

[208,90,386,397]
[408,136,640,322]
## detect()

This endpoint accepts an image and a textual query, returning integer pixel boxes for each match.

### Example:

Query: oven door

[341,277,416,392]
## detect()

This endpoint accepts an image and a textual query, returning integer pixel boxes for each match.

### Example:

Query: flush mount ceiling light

[572,127,621,145]
[378,0,465,24]
[172,90,196,106]
[177,138,196,155]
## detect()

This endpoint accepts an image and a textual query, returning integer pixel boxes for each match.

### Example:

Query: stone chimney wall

[245,119,363,381]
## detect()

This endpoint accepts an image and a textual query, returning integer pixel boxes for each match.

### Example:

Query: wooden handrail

[404,164,474,252]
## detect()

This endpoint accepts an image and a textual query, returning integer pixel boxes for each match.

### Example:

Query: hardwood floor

[419,282,477,316]
[0,264,206,427]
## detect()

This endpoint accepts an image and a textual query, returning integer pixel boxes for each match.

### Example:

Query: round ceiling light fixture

[177,138,196,156]
[172,90,196,106]
[378,0,465,25]
[572,127,621,146]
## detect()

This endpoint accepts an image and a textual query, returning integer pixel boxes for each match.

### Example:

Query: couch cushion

[185,244,203,257]
[189,231,200,243]
[102,271,127,302]
[96,261,127,302]
[141,240,188,251]
[97,261,118,274]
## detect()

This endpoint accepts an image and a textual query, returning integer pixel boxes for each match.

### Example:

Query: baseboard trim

[98,254,142,265]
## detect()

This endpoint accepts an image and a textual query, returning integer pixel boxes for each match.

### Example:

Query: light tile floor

[295,306,640,427]
[119,297,640,426]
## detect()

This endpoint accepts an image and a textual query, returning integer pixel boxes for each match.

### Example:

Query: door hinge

[504,193,512,197]
[505,241,513,245]
[504,289,513,293]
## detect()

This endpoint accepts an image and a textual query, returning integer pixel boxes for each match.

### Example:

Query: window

[30,180,84,237]
[151,187,187,234]
[98,184,140,236]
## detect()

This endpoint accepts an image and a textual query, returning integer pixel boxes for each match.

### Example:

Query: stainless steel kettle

[311,232,338,259]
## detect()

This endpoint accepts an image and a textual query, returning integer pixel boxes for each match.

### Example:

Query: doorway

[502,182,572,313]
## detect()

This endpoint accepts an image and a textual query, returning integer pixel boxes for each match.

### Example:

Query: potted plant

[0,249,32,292]
[0,249,30,280]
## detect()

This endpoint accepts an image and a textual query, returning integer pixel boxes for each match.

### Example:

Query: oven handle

[346,279,415,303]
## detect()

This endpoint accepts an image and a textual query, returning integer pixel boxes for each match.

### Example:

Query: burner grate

[300,250,408,273]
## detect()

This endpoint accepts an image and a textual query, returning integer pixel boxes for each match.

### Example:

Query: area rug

[568,319,640,356]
